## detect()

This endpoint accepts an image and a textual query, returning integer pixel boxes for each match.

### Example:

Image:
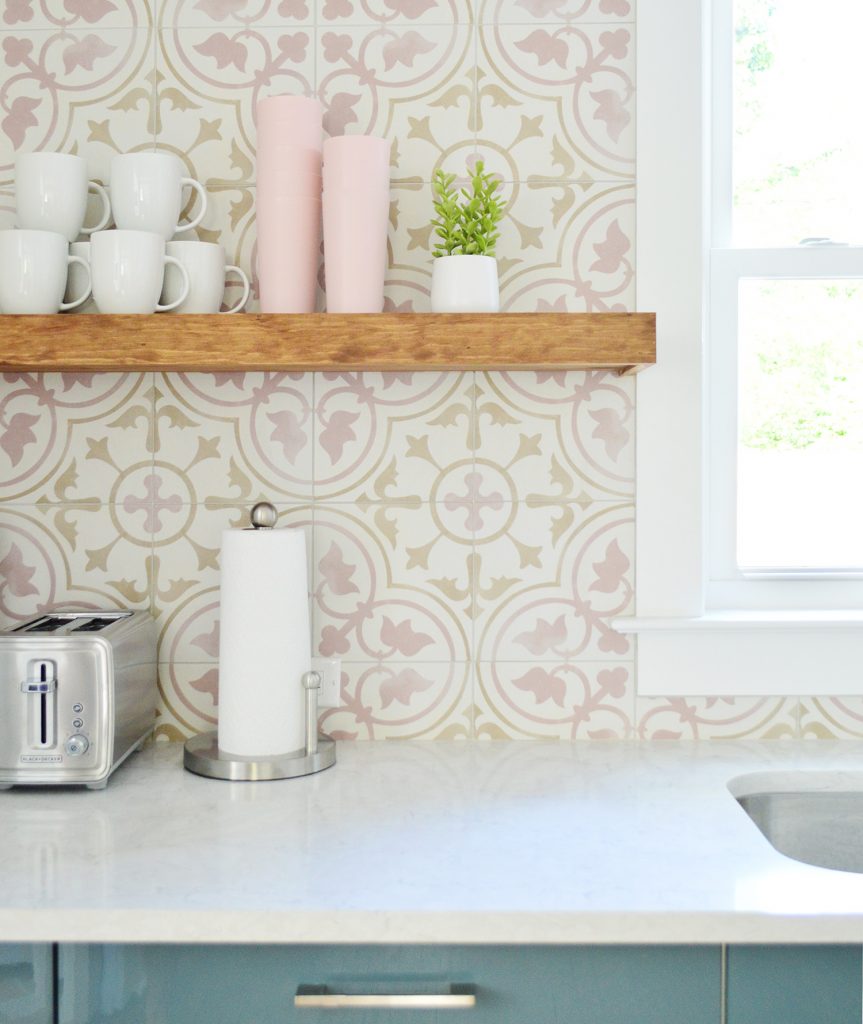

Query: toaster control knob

[65,734,89,757]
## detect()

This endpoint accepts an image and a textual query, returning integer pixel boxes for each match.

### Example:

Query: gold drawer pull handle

[294,984,476,1009]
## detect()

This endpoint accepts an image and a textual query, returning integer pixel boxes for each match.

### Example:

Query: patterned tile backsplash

[0,0,833,740]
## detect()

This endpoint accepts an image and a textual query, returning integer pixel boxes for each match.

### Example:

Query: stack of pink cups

[322,135,390,313]
[256,95,323,312]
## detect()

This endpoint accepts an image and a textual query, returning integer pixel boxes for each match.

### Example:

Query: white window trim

[613,0,863,696]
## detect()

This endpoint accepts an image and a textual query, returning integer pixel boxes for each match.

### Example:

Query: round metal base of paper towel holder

[183,731,336,781]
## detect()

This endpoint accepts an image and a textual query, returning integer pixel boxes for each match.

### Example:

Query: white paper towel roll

[217,525,310,757]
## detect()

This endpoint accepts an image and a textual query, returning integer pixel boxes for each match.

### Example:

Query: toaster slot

[20,660,57,749]
[15,616,69,634]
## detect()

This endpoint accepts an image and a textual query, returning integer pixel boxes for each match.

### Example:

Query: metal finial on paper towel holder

[183,502,336,781]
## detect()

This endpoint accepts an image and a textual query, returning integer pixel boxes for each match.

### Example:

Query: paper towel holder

[183,502,336,782]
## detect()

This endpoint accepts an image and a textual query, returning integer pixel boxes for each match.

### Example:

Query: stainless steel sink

[736,784,863,874]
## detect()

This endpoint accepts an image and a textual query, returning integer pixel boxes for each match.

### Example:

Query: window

[710,0,863,588]
[615,0,863,696]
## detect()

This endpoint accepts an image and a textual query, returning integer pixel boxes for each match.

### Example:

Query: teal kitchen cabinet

[0,945,53,1024]
[57,944,720,1024]
[0,942,849,1024]
[727,945,862,1024]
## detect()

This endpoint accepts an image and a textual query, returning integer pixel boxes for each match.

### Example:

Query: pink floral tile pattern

[473,502,634,660]
[636,697,799,741]
[160,0,313,30]
[155,372,314,501]
[477,22,635,182]
[0,373,152,505]
[0,27,154,185]
[474,660,634,739]
[320,661,472,740]
[477,370,634,498]
[1,0,155,31]
[478,0,634,25]
[319,0,472,26]
[317,24,473,176]
[313,503,472,664]
[157,26,314,187]
[314,371,472,502]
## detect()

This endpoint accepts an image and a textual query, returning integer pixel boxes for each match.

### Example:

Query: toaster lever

[20,672,57,693]
[21,660,57,749]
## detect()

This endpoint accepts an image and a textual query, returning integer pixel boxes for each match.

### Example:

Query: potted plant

[430,161,504,313]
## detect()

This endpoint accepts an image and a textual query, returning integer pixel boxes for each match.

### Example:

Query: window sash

[708,246,863,590]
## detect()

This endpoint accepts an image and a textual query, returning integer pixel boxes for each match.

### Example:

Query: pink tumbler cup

[322,135,390,313]
[255,95,324,312]
[257,96,323,152]
[257,196,321,312]
[322,135,390,193]
[323,189,389,312]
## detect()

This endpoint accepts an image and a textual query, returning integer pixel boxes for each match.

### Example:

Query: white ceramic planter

[430,254,500,313]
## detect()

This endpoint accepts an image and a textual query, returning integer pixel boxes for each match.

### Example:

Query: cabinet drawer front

[727,946,862,1024]
[0,944,53,1024]
[59,944,719,1024]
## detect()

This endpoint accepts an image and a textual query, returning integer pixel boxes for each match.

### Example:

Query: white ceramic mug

[15,152,111,242]
[110,152,208,240]
[0,229,91,313]
[90,229,190,313]
[162,241,250,314]
[63,241,98,313]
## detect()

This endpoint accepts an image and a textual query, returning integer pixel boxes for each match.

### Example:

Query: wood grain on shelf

[0,312,655,374]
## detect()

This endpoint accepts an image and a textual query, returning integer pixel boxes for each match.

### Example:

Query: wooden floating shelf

[0,312,655,374]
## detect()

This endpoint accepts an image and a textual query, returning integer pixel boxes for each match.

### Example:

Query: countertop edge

[5,910,863,946]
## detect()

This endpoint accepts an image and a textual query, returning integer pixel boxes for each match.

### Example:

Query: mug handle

[81,181,111,235]
[221,264,250,314]
[59,255,92,312]
[156,256,191,312]
[175,177,208,236]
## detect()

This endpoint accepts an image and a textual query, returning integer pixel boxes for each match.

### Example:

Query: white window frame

[614,0,863,696]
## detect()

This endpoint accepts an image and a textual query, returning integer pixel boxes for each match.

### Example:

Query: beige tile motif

[636,697,800,741]
[0,504,149,627]
[798,698,863,740]
[0,373,152,505]
[477,370,635,499]
[319,660,472,740]
[474,660,634,739]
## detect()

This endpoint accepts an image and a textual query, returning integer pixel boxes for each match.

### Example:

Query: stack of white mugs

[2,150,250,315]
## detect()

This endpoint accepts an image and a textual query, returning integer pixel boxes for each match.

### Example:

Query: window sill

[613,613,863,696]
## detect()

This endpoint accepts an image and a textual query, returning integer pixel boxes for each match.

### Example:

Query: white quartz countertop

[5,740,863,945]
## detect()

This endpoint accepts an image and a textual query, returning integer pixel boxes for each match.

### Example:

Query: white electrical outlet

[311,657,341,708]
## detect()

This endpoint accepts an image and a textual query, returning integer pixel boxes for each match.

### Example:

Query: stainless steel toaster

[0,611,157,789]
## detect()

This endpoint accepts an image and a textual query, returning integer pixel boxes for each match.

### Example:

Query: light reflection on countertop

[2,739,863,943]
